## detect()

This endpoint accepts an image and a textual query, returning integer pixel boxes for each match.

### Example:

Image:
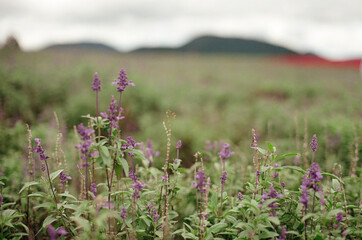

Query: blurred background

[0,0,361,177]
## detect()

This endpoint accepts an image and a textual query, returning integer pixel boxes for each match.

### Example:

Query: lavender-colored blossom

[46,225,68,240]
[192,169,207,194]
[281,182,285,189]
[277,225,287,240]
[142,140,160,164]
[299,175,311,208]
[220,171,227,184]
[273,171,279,179]
[77,123,94,140]
[219,143,234,160]
[146,202,160,224]
[261,185,283,215]
[112,68,135,93]
[90,183,97,196]
[91,72,101,92]
[320,194,326,206]
[336,212,343,222]
[176,140,182,149]
[59,171,71,184]
[41,162,46,172]
[32,138,49,161]
[310,134,318,152]
[121,207,127,219]
[131,179,147,199]
[306,162,323,192]
[238,192,243,201]
[204,140,213,151]
[100,95,124,128]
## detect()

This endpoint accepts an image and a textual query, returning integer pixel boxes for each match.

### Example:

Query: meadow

[0,49,361,239]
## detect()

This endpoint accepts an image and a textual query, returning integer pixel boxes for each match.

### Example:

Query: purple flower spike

[131,179,147,199]
[219,143,234,160]
[336,212,343,222]
[310,134,318,152]
[32,138,49,161]
[192,169,207,193]
[220,171,227,184]
[121,207,127,219]
[91,72,101,92]
[90,183,98,196]
[59,171,71,184]
[47,225,68,240]
[238,192,243,201]
[277,225,287,240]
[77,123,94,140]
[100,95,125,128]
[176,140,182,149]
[113,68,135,93]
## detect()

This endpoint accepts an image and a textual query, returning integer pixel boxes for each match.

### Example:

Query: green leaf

[50,169,63,181]
[100,146,111,166]
[321,172,344,184]
[209,222,228,233]
[42,215,56,229]
[58,192,78,201]
[267,216,280,225]
[275,153,297,161]
[259,231,279,239]
[19,181,39,194]
[301,213,317,222]
[267,142,276,153]
[332,179,340,191]
[327,209,343,218]
[117,158,129,177]
[22,193,45,198]
[251,147,266,155]
[282,166,305,174]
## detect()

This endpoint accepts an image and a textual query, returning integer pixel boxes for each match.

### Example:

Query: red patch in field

[274,54,361,69]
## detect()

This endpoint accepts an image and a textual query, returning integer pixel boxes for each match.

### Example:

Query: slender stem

[44,160,57,203]
[85,165,89,200]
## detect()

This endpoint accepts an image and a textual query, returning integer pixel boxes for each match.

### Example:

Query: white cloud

[1,0,362,59]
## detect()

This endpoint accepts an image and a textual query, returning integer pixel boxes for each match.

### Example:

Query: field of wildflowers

[0,49,361,239]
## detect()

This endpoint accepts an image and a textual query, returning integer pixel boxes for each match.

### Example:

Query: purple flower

[261,185,283,216]
[192,169,207,193]
[277,225,287,240]
[281,182,285,189]
[299,175,311,208]
[59,171,71,184]
[131,179,147,199]
[310,134,318,152]
[41,162,46,172]
[46,225,68,240]
[219,143,234,160]
[238,192,243,201]
[220,171,227,184]
[91,72,101,92]
[146,202,160,224]
[142,140,160,164]
[77,123,94,140]
[204,140,213,151]
[306,162,323,192]
[90,183,97,196]
[121,207,127,219]
[336,212,343,222]
[112,68,135,93]
[273,171,279,179]
[176,140,182,149]
[100,95,125,128]
[32,138,49,161]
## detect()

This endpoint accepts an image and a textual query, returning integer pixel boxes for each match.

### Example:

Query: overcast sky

[1,0,362,59]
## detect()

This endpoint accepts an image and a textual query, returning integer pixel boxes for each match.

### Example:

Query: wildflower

[131,179,147,199]
[307,162,323,192]
[77,123,94,140]
[299,175,311,208]
[122,136,140,157]
[277,225,287,240]
[273,171,279,179]
[90,183,98,196]
[310,134,318,152]
[336,212,343,222]
[32,138,49,161]
[141,140,160,165]
[46,225,68,240]
[261,185,283,216]
[146,202,160,224]
[281,182,285,189]
[192,169,207,193]
[100,95,124,128]
[238,192,243,201]
[220,171,227,184]
[176,140,182,149]
[91,72,101,92]
[219,143,234,160]
[113,68,135,93]
[120,207,127,219]
[59,171,71,184]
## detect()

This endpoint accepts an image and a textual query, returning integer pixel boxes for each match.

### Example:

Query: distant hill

[133,36,297,54]
[43,42,119,52]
